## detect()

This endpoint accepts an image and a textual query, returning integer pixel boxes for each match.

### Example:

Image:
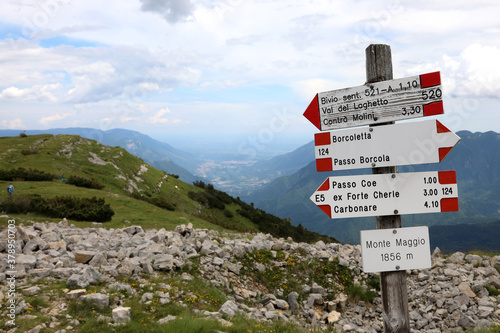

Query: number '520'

[422,88,442,100]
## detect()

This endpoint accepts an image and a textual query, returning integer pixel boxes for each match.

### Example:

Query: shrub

[214,190,232,205]
[188,188,227,210]
[366,274,381,291]
[237,208,251,219]
[485,284,500,296]
[193,180,206,189]
[0,167,56,181]
[67,175,105,189]
[21,148,39,155]
[32,196,114,222]
[206,195,225,210]
[148,197,176,211]
[1,195,113,222]
[188,191,208,206]
[0,195,36,214]
[131,193,176,211]
[346,284,377,303]
[190,182,338,244]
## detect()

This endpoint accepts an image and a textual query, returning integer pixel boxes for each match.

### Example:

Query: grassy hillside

[0,134,335,243]
[0,128,203,184]
[0,134,219,230]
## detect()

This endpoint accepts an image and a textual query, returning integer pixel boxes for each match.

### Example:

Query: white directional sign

[314,119,460,172]
[310,171,458,219]
[303,71,443,131]
[360,226,431,273]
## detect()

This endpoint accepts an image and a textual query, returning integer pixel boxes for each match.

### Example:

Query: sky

[1,0,500,154]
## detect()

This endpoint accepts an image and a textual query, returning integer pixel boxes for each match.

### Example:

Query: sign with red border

[304,71,443,131]
[314,119,460,172]
[310,171,458,219]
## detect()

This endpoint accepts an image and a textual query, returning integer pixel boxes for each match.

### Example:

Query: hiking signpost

[303,44,460,333]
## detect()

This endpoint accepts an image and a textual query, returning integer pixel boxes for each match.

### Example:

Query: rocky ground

[0,219,499,332]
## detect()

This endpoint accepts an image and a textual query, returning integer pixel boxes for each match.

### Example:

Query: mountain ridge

[2,127,500,249]
[244,129,500,247]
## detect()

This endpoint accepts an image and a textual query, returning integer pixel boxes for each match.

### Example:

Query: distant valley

[2,127,500,251]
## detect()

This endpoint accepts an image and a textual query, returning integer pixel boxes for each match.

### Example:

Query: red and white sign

[314,119,460,172]
[304,71,443,131]
[310,171,458,219]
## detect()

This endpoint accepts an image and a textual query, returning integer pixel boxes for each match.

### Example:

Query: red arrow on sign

[303,95,321,130]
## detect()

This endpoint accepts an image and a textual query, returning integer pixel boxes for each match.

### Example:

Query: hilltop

[0,128,202,185]
[0,133,334,244]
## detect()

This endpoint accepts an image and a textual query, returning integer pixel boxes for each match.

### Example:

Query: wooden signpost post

[366,44,410,333]
[304,44,460,333]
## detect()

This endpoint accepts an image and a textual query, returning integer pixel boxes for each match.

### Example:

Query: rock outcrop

[1,220,499,332]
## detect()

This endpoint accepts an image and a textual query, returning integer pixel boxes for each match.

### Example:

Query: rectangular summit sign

[360,226,432,273]
[303,71,443,131]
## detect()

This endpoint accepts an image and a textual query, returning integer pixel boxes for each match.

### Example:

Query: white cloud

[292,79,343,101]
[139,82,160,91]
[458,44,500,98]
[39,111,76,126]
[1,118,25,129]
[149,108,172,124]
[0,87,28,99]
[121,117,140,123]
[139,0,195,23]
[66,61,117,102]
[199,79,244,90]
[404,44,500,99]
[1,0,500,137]
[0,40,203,104]
[0,83,61,102]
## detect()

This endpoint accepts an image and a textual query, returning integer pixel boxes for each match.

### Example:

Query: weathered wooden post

[366,43,410,333]
[304,42,459,333]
